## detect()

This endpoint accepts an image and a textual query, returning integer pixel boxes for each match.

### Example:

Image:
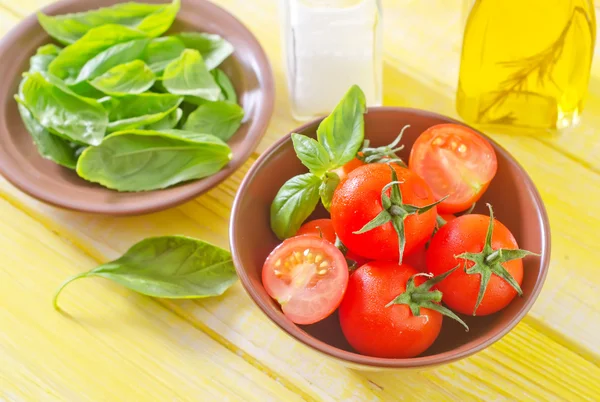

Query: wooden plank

[0,197,306,402]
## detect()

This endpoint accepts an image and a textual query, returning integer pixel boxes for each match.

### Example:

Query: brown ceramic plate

[230,108,550,370]
[0,0,274,215]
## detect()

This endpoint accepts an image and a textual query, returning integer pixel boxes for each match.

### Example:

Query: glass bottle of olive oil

[457,0,596,132]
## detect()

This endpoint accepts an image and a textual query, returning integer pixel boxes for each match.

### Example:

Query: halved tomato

[262,235,349,325]
[409,124,497,214]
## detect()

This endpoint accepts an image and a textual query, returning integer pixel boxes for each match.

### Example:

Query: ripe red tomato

[426,213,524,315]
[297,219,337,243]
[297,218,370,267]
[338,261,442,358]
[409,124,497,214]
[330,163,438,261]
[404,214,457,271]
[333,155,365,182]
[262,235,349,325]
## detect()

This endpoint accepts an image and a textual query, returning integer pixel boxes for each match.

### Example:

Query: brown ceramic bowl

[230,107,550,370]
[0,0,274,215]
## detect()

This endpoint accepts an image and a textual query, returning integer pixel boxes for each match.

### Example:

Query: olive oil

[457,0,596,132]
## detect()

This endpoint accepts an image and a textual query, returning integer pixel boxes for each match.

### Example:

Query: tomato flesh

[262,235,349,325]
[409,124,497,214]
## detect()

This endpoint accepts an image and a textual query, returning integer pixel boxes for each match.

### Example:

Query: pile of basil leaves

[15,0,244,192]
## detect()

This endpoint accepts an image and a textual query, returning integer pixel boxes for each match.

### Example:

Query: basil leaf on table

[291,134,332,178]
[48,24,148,83]
[142,36,186,74]
[53,235,237,310]
[18,72,108,146]
[270,173,322,240]
[176,32,234,71]
[316,85,366,167]
[76,129,232,191]
[16,102,78,169]
[90,60,156,95]
[212,69,237,103]
[29,44,62,73]
[100,93,183,132]
[163,49,221,102]
[38,0,180,45]
[143,108,183,130]
[183,101,244,141]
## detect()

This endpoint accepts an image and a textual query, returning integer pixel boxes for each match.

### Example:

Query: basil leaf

[100,93,183,133]
[30,44,62,73]
[16,101,78,169]
[183,101,244,141]
[134,0,180,39]
[142,36,186,74]
[270,173,322,239]
[76,38,149,84]
[76,129,232,191]
[49,24,148,83]
[291,134,332,178]
[319,172,340,212]
[90,60,156,95]
[143,108,183,130]
[177,101,200,128]
[212,69,237,103]
[177,32,234,71]
[38,0,180,45]
[53,235,237,310]
[163,49,221,101]
[316,85,366,167]
[19,72,108,146]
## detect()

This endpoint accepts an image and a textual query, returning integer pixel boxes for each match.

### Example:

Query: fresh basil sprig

[270,85,367,239]
[291,134,332,178]
[270,173,322,239]
[316,85,367,166]
[53,235,238,310]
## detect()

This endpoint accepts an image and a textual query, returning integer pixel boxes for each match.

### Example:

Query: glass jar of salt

[280,0,383,120]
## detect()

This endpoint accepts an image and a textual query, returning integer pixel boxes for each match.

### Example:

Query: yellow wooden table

[1,1,599,400]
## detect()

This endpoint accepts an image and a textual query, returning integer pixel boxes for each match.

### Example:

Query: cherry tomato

[297,219,337,243]
[262,235,349,325]
[404,214,457,271]
[331,163,438,261]
[333,154,365,182]
[297,219,370,267]
[338,261,442,358]
[426,213,523,315]
[409,124,497,214]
